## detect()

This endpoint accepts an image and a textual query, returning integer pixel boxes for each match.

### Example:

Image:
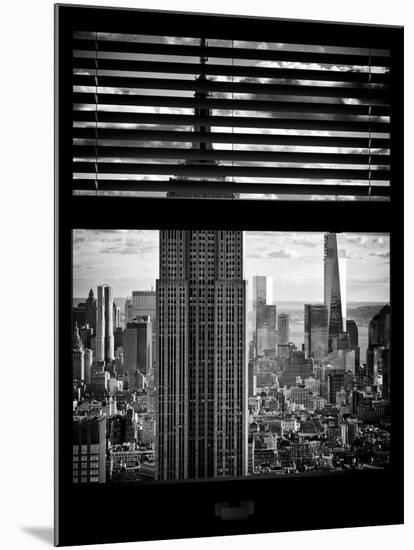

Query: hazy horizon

[73,230,390,303]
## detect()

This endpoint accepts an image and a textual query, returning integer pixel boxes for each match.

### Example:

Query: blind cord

[232,39,234,199]
[94,31,99,197]
[368,48,372,201]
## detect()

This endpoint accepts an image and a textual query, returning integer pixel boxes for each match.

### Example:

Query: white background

[0,0,412,548]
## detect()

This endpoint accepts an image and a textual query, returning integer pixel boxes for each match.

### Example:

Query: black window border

[55,4,403,546]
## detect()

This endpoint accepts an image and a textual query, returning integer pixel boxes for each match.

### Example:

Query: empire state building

[156,40,247,481]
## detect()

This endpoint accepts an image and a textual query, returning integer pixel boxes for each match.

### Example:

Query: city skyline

[73,230,390,303]
[72,230,391,483]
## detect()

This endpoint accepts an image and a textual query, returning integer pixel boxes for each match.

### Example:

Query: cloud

[101,243,155,255]
[269,249,302,259]
[246,231,284,237]
[349,276,389,286]
[346,235,370,246]
[346,234,389,250]
[291,236,320,248]
[247,247,311,260]
[100,236,156,255]
[73,229,158,257]
[101,245,136,255]
[369,250,390,258]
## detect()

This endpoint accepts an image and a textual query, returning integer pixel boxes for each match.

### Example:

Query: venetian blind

[72,32,390,200]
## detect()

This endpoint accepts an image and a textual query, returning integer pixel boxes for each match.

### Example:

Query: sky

[73,230,389,303]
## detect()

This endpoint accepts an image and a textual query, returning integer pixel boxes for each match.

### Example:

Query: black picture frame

[55,4,404,546]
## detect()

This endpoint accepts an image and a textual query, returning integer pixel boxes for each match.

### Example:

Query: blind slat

[73,178,389,197]
[73,145,390,166]
[71,30,392,200]
[73,84,390,116]
[73,162,390,180]
[73,109,389,133]
[73,39,390,66]
[72,78,389,101]
[73,58,389,84]
[73,128,390,149]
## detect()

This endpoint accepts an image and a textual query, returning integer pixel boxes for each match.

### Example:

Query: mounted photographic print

[55,4,403,546]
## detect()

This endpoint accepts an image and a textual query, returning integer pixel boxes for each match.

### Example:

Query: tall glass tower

[304,304,329,360]
[96,284,114,363]
[252,275,273,351]
[324,233,347,352]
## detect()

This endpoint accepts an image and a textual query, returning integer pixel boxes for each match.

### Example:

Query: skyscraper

[113,302,120,330]
[125,290,157,372]
[85,288,96,332]
[123,316,152,376]
[156,41,247,481]
[72,302,86,329]
[72,323,85,382]
[368,305,391,347]
[252,275,274,353]
[104,286,114,363]
[96,285,115,363]
[256,304,277,356]
[277,313,290,359]
[252,276,267,344]
[277,313,289,346]
[279,350,313,387]
[113,327,123,353]
[84,348,93,384]
[381,347,391,400]
[304,304,328,360]
[157,230,247,481]
[367,305,391,384]
[327,370,346,405]
[346,320,359,349]
[96,286,105,362]
[79,324,93,350]
[125,291,156,324]
[346,319,360,374]
[324,233,347,352]
[72,416,107,483]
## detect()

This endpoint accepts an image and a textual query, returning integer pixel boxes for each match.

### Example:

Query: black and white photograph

[73,229,391,483]
[70,15,394,486]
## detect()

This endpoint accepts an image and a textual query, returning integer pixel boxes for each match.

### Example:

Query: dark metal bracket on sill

[215,501,255,521]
